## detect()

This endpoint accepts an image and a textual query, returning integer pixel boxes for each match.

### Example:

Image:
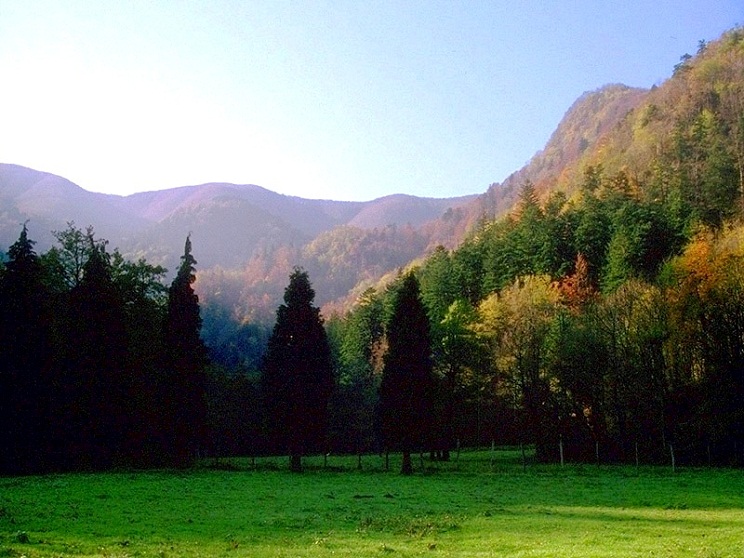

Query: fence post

[635,441,639,470]
[520,442,527,472]
[669,443,676,473]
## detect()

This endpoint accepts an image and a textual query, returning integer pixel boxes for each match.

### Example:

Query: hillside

[0,164,475,267]
[1,30,715,328]
[330,28,744,469]
[0,71,653,326]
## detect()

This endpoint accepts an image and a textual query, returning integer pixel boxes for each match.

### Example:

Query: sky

[0,1,741,202]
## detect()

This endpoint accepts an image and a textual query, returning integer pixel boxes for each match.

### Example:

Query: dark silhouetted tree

[162,235,208,466]
[110,250,168,465]
[379,272,435,475]
[62,235,129,469]
[0,224,54,474]
[261,268,334,472]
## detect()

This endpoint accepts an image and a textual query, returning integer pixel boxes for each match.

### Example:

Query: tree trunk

[401,451,413,475]
[290,453,303,473]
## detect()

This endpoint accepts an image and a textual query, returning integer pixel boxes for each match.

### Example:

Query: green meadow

[1,450,743,558]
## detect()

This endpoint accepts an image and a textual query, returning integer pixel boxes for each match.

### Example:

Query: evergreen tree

[378,272,435,475]
[162,235,208,466]
[0,224,53,473]
[261,268,334,472]
[62,236,129,469]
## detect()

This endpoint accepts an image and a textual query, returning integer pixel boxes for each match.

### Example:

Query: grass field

[1,449,743,557]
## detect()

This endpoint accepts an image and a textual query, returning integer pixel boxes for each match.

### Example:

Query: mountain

[0,165,149,250]
[457,84,649,227]
[0,37,693,322]
[0,163,476,277]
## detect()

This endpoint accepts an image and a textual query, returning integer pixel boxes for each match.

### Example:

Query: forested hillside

[2,28,743,474]
[329,28,744,466]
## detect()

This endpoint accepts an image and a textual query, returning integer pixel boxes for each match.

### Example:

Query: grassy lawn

[1,449,743,557]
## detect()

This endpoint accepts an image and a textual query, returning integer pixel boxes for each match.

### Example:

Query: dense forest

[0,225,206,473]
[324,28,744,468]
[1,28,744,474]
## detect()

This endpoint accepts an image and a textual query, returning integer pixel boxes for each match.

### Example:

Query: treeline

[329,29,744,468]
[3,29,744,475]
[0,224,206,474]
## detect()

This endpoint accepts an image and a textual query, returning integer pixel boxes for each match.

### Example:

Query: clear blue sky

[0,1,740,201]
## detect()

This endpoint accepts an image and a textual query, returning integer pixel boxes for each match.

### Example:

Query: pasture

[1,450,743,557]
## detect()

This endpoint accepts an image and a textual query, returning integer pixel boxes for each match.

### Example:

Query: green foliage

[327,290,384,457]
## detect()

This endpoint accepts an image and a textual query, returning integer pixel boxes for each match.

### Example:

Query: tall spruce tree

[261,268,334,472]
[62,236,129,469]
[163,235,208,466]
[0,224,53,474]
[379,272,435,475]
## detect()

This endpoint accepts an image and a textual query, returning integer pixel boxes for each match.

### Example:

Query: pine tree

[0,224,53,473]
[261,268,334,472]
[162,235,208,466]
[378,272,435,475]
[63,236,129,469]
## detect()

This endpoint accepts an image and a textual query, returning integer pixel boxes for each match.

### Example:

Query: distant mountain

[0,78,655,321]
[0,165,148,250]
[0,163,476,273]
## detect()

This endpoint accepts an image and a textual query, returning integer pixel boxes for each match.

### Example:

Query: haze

[0,0,740,201]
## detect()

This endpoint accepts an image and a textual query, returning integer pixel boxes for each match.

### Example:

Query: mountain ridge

[0,163,477,253]
[1,77,653,319]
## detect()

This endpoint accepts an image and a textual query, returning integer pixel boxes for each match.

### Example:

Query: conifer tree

[162,235,208,466]
[261,268,334,472]
[0,224,53,473]
[379,272,435,475]
[63,235,128,469]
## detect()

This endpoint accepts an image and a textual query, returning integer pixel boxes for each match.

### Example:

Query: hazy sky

[0,1,740,201]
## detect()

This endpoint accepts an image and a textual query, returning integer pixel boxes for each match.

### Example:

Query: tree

[61,234,129,469]
[0,224,54,473]
[378,272,435,474]
[110,250,169,465]
[434,298,488,460]
[43,222,95,289]
[330,288,385,462]
[477,275,560,461]
[162,235,208,466]
[261,268,334,472]
[419,245,459,325]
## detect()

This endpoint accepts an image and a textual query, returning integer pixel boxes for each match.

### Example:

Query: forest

[1,28,744,475]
